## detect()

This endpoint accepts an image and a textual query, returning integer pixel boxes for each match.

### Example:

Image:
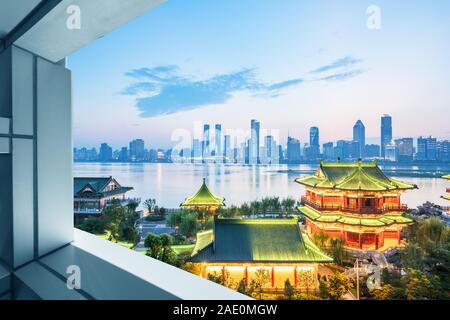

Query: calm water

[73,163,450,209]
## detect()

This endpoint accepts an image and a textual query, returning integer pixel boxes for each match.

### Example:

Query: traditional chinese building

[74,176,134,217]
[296,160,417,251]
[189,218,332,292]
[180,178,225,212]
[442,174,450,202]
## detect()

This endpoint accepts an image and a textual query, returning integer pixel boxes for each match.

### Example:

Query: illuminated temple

[296,160,417,251]
[180,178,225,212]
[189,218,332,291]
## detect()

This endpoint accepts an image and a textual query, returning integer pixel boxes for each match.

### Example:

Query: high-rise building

[203,124,210,159]
[323,142,334,160]
[223,135,232,163]
[385,140,397,162]
[263,135,274,164]
[129,139,145,161]
[215,124,222,159]
[416,136,437,161]
[381,114,392,159]
[287,136,301,163]
[308,127,320,160]
[250,120,260,164]
[365,144,381,158]
[118,147,128,162]
[395,138,414,163]
[192,139,202,162]
[437,140,450,162]
[99,143,113,162]
[353,120,365,159]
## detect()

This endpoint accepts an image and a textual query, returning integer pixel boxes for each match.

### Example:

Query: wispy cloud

[123,55,365,118]
[311,56,362,74]
[123,66,303,118]
[318,69,365,82]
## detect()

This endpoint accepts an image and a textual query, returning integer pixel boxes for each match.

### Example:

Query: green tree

[329,238,348,266]
[370,284,394,300]
[159,233,173,262]
[281,197,296,216]
[236,278,253,297]
[144,233,163,259]
[249,268,271,299]
[284,279,295,300]
[312,232,330,249]
[319,273,354,300]
[179,213,199,237]
[401,268,441,300]
[143,198,156,213]
[297,269,316,294]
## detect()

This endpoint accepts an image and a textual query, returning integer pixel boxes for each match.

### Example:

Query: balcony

[301,196,408,214]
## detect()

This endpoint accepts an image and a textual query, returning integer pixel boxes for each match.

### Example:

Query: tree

[159,233,173,262]
[249,268,271,299]
[281,197,296,216]
[144,233,163,258]
[370,284,394,300]
[236,278,253,297]
[297,269,316,294]
[143,198,156,213]
[77,217,107,234]
[401,268,441,300]
[179,213,199,237]
[261,198,271,214]
[319,272,354,300]
[329,238,348,266]
[207,270,234,289]
[126,199,139,213]
[312,232,330,249]
[240,203,251,216]
[284,279,295,300]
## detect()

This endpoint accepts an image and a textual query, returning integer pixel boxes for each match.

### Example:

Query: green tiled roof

[181,179,225,207]
[74,177,132,197]
[442,195,450,201]
[442,174,450,180]
[189,218,332,263]
[295,160,417,191]
[298,206,414,227]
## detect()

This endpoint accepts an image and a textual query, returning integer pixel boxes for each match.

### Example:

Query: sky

[69,0,450,150]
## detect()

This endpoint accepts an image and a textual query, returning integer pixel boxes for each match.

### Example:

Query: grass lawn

[97,233,135,249]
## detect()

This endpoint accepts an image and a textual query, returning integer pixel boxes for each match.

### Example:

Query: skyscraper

[287,136,301,163]
[417,136,437,161]
[129,139,145,161]
[250,120,260,164]
[323,142,334,160]
[215,124,222,158]
[99,143,113,162]
[203,124,210,159]
[192,139,202,162]
[309,127,320,160]
[395,138,414,162]
[223,135,232,163]
[352,120,365,159]
[381,114,392,159]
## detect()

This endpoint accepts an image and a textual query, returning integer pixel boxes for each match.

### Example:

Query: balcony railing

[301,196,408,214]
[74,208,102,214]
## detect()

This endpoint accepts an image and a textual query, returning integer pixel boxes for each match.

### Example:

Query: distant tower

[381,115,392,159]
[353,120,366,159]
[250,120,260,164]
[215,124,222,158]
[203,124,210,159]
[309,127,320,160]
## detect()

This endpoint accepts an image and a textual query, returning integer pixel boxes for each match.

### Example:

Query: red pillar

[375,234,378,250]
[244,267,248,286]
[397,230,401,245]
[222,266,225,283]
[359,233,363,249]
[271,267,275,288]
[294,267,298,288]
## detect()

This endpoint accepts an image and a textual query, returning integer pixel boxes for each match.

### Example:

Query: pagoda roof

[180,179,225,208]
[74,177,133,197]
[298,206,414,227]
[295,160,417,192]
[443,174,450,180]
[189,218,332,263]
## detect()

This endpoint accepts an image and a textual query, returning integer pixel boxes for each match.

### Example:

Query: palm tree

[143,198,156,214]
[261,198,271,214]
[281,197,296,216]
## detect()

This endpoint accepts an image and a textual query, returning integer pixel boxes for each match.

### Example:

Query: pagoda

[296,160,417,251]
[189,217,332,292]
[442,174,450,202]
[180,178,225,212]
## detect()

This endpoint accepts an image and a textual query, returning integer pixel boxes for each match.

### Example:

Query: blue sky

[70,0,450,149]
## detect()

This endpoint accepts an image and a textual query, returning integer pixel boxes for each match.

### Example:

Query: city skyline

[70,0,450,148]
[74,115,449,164]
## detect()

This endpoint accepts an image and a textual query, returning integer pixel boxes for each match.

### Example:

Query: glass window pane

[0,137,10,154]
[0,117,10,134]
